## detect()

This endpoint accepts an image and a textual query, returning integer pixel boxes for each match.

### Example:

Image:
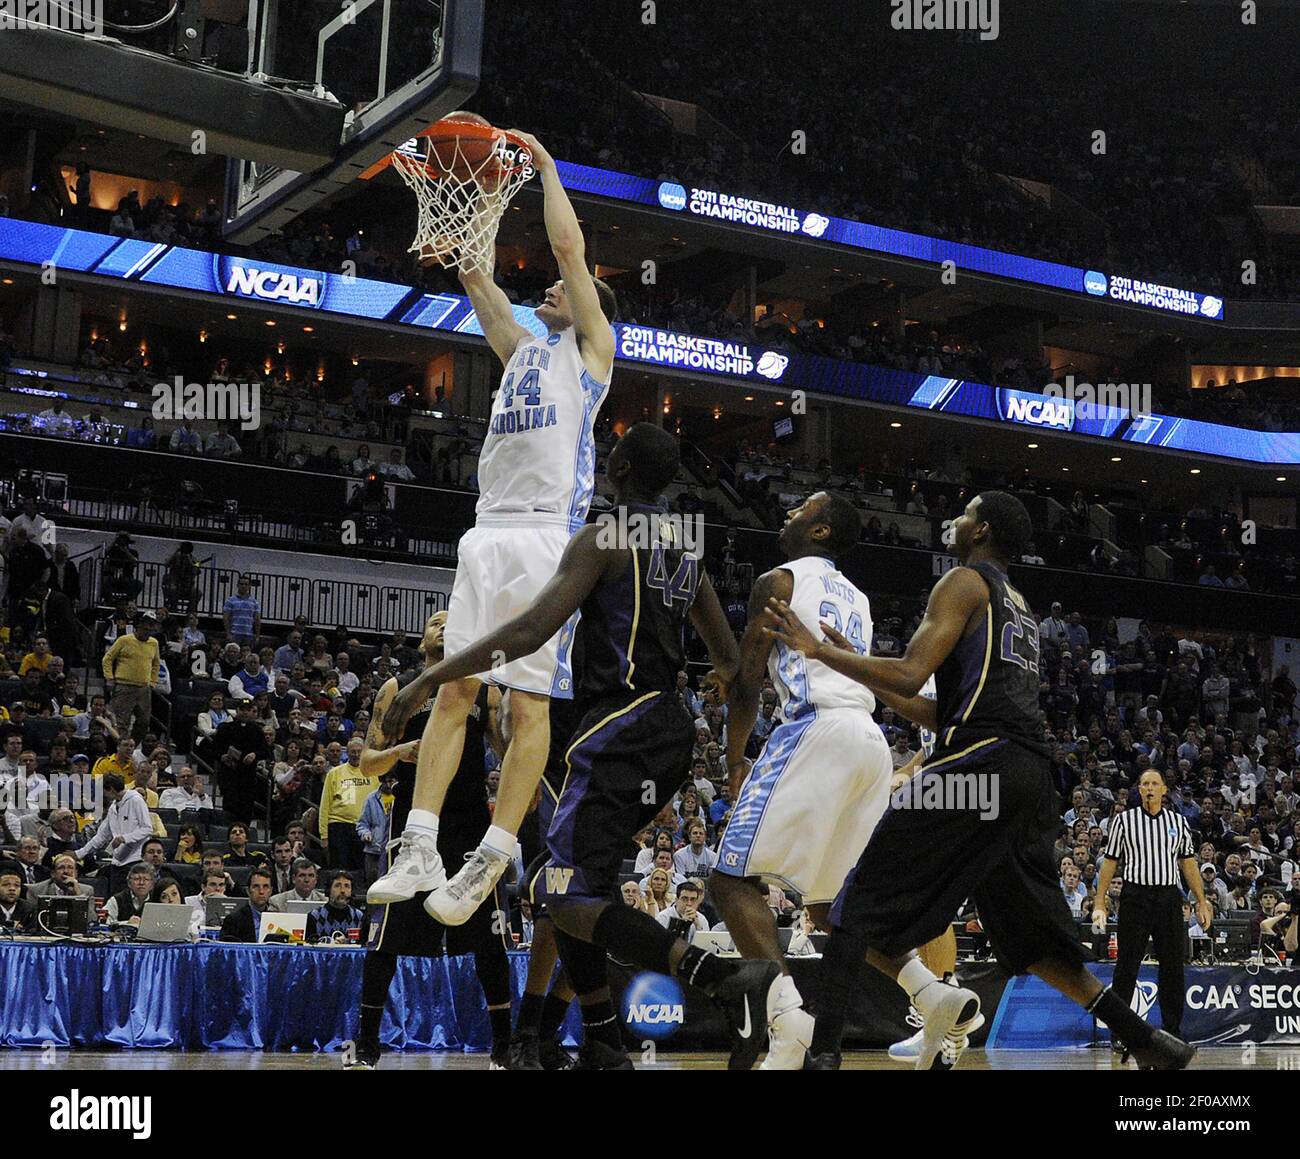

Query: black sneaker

[506,1032,544,1071]
[713,960,781,1071]
[804,1051,842,1070]
[344,1042,380,1070]
[539,1036,576,1071]
[1128,1029,1196,1071]
[574,1040,634,1070]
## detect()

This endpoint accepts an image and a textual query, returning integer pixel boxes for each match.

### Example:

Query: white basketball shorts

[715,708,892,905]
[442,522,577,698]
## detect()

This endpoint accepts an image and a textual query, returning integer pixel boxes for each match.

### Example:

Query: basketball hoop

[365,117,533,277]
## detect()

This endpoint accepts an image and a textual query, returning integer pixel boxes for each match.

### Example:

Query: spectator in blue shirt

[223,574,261,648]
[357,775,394,884]
[1198,565,1224,587]
[273,630,304,674]
[228,653,270,701]
[708,780,733,827]
[1065,611,1090,653]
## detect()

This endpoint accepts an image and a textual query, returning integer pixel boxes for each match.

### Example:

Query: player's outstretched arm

[688,572,740,689]
[509,131,614,381]
[459,267,531,366]
[872,685,939,734]
[721,568,791,795]
[382,528,612,741]
[762,566,988,699]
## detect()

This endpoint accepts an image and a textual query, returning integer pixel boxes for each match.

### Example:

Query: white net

[392,131,532,277]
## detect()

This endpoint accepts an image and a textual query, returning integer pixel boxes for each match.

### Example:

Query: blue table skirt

[0,942,580,1051]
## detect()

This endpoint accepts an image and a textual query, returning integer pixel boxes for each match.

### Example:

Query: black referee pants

[1110,884,1186,1036]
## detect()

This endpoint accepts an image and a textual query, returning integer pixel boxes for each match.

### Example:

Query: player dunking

[765,492,1195,1071]
[350,612,514,1069]
[383,425,782,1069]
[371,130,617,926]
[710,491,893,1068]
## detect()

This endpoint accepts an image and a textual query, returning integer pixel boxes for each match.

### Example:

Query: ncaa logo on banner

[623,972,686,1040]
[658,183,688,211]
[221,257,323,308]
[1083,270,1109,297]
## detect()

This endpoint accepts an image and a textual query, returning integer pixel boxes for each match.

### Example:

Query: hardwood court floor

[0,1046,1285,1070]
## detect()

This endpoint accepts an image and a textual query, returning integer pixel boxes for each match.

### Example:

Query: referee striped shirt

[1102,806,1195,886]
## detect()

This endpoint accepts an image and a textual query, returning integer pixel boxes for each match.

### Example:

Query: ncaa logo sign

[999,390,1073,430]
[658,182,688,211]
[623,972,685,1041]
[1083,270,1109,297]
[222,259,322,308]
[1199,295,1224,319]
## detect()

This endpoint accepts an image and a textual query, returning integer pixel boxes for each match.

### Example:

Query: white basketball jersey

[918,674,938,759]
[769,556,875,719]
[476,326,612,531]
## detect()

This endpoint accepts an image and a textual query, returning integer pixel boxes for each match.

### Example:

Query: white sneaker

[888,1026,926,1062]
[366,832,445,904]
[424,845,508,926]
[914,984,981,1071]
[760,1005,815,1070]
[890,1010,984,1062]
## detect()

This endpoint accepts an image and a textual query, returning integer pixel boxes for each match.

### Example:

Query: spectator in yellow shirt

[93,736,138,780]
[101,612,160,737]
[319,737,379,872]
[18,636,53,676]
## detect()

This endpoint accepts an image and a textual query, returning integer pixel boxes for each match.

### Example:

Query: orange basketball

[424,112,505,187]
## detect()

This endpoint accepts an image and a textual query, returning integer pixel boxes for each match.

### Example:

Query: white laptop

[136,903,193,943]
[258,911,309,943]
[284,898,323,915]
[692,930,739,957]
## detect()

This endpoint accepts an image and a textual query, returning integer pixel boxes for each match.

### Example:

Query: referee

[1092,769,1213,1043]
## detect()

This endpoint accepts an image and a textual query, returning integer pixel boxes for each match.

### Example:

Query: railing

[83,555,448,635]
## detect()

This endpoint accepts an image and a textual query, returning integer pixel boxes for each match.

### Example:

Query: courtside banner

[0,220,1283,461]
[553,160,1226,322]
[988,964,1300,1048]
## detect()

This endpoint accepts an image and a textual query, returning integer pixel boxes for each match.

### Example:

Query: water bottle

[1108,933,1117,960]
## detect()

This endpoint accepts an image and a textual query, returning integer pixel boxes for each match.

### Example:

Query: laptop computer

[204,896,248,927]
[136,902,193,943]
[258,911,308,943]
[691,930,739,956]
[283,898,323,915]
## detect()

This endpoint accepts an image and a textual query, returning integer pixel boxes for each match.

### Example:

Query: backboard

[223,0,484,244]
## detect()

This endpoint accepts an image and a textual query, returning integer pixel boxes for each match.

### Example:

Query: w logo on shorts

[544,866,574,895]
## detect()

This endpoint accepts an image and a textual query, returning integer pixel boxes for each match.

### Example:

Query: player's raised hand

[505,130,553,173]
[760,598,823,658]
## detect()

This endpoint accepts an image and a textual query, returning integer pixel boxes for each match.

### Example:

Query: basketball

[425,111,505,187]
